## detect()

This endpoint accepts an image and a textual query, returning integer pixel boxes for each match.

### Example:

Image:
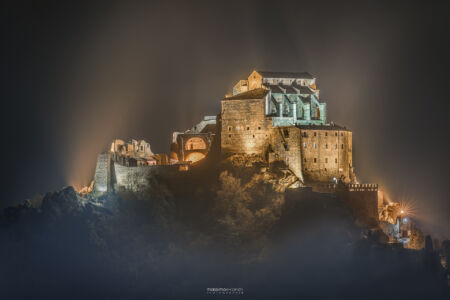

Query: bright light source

[400,210,404,214]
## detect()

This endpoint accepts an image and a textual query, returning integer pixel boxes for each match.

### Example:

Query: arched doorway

[185,152,206,163]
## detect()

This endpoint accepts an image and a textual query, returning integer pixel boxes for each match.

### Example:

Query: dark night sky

[2,0,450,235]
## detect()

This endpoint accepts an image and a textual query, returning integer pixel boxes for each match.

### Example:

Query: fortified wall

[92,69,379,227]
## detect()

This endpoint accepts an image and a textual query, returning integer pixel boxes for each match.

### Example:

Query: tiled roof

[297,123,350,131]
[257,71,314,79]
[225,88,268,100]
[266,84,315,95]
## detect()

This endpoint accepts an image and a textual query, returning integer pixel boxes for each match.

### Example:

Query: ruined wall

[221,99,271,156]
[300,127,353,183]
[112,163,179,192]
[269,126,303,181]
[93,153,111,193]
[112,162,155,191]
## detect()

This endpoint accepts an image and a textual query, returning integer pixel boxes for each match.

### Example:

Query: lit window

[303,142,307,148]
[314,143,317,149]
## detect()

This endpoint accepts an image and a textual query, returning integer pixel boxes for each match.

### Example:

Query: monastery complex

[93,70,388,228]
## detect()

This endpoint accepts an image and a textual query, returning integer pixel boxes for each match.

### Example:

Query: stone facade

[299,125,354,183]
[220,70,355,184]
[269,126,303,181]
[221,90,272,156]
[170,116,217,164]
[93,153,111,194]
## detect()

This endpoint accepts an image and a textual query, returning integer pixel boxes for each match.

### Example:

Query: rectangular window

[325,132,328,137]
[228,126,232,131]
[228,134,231,138]
[303,142,307,148]
[314,143,317,149]
[341,133,343,136]
[303,132,307,137]
[335,132,338,136]
[314,132,317,137]
[258,126,261,130]
[247,126,250,130]
[335,158,338,163]
[325,158,328,163]
[341,144,344,149]
[325,144,328,149]
[335,144,337,150]
[314,158,317,163]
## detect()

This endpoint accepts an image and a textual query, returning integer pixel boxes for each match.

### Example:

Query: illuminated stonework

[221,70,355,183]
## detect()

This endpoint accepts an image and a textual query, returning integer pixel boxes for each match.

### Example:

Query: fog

[2,1,450,236]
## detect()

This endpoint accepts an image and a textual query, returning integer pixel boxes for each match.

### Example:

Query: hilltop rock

[41,186,85,217]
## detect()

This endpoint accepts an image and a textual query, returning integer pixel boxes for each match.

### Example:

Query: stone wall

[299,126,353,183]
[269,126,303,181]
[93,153,111,193]
[337,184,379,227]
[221,99,271,155]
[112,162,154,192]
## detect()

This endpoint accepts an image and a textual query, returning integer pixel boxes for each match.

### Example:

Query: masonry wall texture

[93,153,110,193]
[112,163,179,192]
[221,98,272,155]
[269,126,303,181]
[299,127,353,183]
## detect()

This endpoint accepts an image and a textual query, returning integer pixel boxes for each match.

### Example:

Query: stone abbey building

[93,70,379,225]
[221,70,355,184]
[96,70,358,191]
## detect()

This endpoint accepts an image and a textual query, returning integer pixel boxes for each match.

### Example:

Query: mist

[2,0,450,236]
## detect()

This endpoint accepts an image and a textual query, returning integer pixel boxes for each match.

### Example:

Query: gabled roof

[297,85,315,95]
[257,71,314,79]
[266,84,315,95]
[224,88,268,100]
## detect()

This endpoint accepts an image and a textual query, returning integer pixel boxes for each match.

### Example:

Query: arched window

[185,137,207,150]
